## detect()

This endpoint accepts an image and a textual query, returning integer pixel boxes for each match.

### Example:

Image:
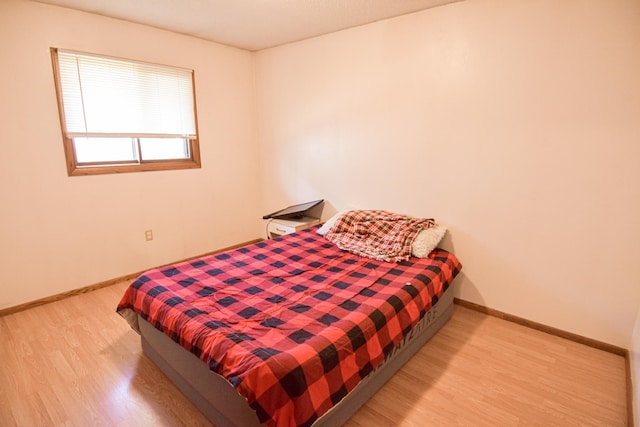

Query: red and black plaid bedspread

[117,227,462,427]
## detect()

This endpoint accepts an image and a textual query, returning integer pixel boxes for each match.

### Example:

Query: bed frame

[136,284,454,426]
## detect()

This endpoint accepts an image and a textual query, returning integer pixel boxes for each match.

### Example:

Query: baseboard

[626,354,635,427]
[453,297,626,355]
[453,297,634,426]
[0,238,262,317]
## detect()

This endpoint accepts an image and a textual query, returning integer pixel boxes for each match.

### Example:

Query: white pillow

[411,226,447,258]
[316,210,349,236]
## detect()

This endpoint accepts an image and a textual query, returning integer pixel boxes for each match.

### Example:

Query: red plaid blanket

[117,227,461,427]
[324,210,435,262]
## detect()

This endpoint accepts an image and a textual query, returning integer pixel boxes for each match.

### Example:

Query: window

[51,48,201,176]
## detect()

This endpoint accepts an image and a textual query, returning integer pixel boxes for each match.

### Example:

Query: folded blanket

[324,210,435,262]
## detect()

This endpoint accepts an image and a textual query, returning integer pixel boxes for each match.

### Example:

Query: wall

[633,303,640,425]
[0,0,261,309]
[255,0,640,347]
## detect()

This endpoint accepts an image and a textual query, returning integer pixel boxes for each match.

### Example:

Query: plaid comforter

[117,227,461,427]
[324,210,435,262]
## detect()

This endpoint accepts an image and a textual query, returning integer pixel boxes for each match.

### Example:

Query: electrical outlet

[145,230,153,241]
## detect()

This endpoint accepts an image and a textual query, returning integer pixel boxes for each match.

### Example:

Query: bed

[117,214,462,427]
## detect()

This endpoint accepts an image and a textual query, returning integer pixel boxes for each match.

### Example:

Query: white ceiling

[34,0,462,51]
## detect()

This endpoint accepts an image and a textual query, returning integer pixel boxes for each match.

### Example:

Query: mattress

[117,226,462,426]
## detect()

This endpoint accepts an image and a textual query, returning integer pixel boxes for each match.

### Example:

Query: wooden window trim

[60,136,201,176]
[51,48,202,177]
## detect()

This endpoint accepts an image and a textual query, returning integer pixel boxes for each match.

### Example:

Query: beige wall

[255,0,640,347]
[633,304,640,425]
[0,0,261,309]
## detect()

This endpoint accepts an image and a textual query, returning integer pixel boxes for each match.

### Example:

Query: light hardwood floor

[0,281,627,426]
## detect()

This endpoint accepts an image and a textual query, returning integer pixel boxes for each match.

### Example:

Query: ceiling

[34,0,462,51]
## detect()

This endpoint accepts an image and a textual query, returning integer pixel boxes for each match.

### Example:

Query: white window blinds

[55,50,196,138]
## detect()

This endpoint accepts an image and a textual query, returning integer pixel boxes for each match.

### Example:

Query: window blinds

[55,49,196,138]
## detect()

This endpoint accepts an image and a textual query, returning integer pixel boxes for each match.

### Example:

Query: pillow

[317,210,350,236]
[411,225,447,258]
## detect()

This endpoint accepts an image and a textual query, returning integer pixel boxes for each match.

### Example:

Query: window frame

[50,48,201,176]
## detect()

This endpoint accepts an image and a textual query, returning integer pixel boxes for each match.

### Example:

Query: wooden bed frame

[135,284,455,426]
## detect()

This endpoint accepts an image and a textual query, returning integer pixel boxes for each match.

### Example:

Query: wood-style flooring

[0,281,627,426]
